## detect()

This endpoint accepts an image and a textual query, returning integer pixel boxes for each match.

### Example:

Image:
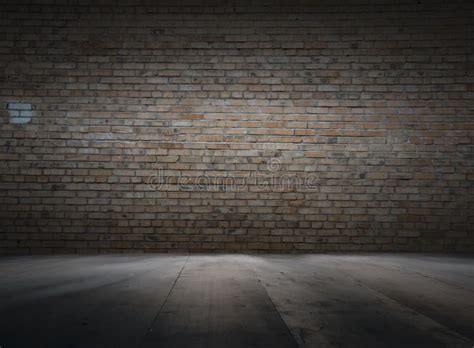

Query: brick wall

[1,0,473,254]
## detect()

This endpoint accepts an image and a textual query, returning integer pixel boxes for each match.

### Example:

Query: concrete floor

[0,254,473,348]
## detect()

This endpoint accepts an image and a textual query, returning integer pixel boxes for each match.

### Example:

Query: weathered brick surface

[0,0,473,254]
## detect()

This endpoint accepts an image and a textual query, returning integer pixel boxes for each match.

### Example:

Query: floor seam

[334,260,474,345]
[382,261,474,294]
[138,255,190,348]
[248,259,301,348]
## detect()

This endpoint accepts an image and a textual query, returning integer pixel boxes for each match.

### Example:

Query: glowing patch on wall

[7,101,32,124]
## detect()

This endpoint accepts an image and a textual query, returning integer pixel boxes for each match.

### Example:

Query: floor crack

[248,258,301,348]
[138,255,190,348]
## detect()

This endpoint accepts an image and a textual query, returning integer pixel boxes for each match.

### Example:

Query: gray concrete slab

[0,255,188,348]
[0,254,473,348]
[249,255,473,347]
[331,255,474,340]
[141,255,297,348]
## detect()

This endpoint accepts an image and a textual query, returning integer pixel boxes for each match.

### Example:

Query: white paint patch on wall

[7,101,32,124]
